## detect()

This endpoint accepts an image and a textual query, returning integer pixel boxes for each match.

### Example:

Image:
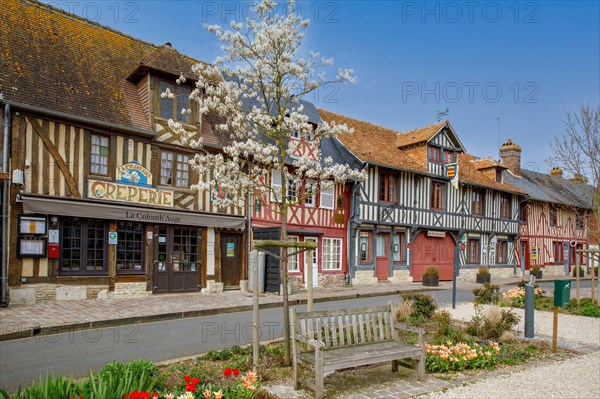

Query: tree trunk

[279,166,291,367]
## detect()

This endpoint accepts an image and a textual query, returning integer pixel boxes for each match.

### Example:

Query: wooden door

[375,233,389,281]
[154,226,201,293]
[412,232,454,281]
[520,241,530,271]
[221,233,242,288]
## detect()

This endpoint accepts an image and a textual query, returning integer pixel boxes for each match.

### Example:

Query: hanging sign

[446,163,459,190]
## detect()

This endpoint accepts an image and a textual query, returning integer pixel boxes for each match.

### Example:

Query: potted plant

[573,265,585,278]
[476,265,491,284]
[422,266,439,287]
[530,264,543,279]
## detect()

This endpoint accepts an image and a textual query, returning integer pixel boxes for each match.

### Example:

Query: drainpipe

[1,103,10,307]
[347,181,359,285]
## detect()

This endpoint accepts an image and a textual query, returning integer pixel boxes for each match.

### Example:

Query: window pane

[287,236,299,271]
[376,235,386,257]
[117,222,144,272]
[90,134,109,176]
[160,81,174,119]
[161,151,174,185]
[359,232,370,262]
[177,86,191,124]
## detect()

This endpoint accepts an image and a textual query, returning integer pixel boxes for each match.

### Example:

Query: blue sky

[45,0,599,172]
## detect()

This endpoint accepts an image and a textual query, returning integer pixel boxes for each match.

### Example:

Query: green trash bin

[554,280,571,307]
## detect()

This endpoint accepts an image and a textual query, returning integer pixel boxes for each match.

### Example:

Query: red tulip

[233,369,240,376]
[184,375,191,383]
[192,377,200,385]
[224,367,232,377]
[186,383,196,392]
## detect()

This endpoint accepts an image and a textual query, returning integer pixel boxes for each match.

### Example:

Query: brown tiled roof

[0,0,203,133]
[132,45,203,82]
[395,120,447,148]
[318,109,525,195]
[471,157,508,170]
[459,153,525,194]
[317,109,428,173]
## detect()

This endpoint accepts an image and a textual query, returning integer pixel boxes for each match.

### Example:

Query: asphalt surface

[0,282,592,391]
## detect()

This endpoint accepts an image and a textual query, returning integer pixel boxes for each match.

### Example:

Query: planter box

[530,270,543,279]
[423,275,439,287]
[476,273,491,284]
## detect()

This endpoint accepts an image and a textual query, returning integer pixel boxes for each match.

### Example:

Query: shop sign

[88,162,173,207]
[427,231,446,238]
[108,232,118,245]
[226,243,235,257]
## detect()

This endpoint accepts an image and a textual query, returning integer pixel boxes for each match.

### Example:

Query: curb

[0,287,437,342]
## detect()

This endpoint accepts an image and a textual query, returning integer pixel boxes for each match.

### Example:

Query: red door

[375,233,389,281]
[412,232,454,281]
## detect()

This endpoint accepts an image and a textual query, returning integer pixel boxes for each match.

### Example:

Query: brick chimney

[550,167,563,178]
[499,138,522,176]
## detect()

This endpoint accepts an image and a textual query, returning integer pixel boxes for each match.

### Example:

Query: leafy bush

[98,359,163,390]
[466,305,520,340]
[478,265,490,275]
[433,310,465,342]
[496,344,535,365]
[573,266,585,277]
[400,293,437,321]
[423,266,439,277]
[395,299,415,322]
[472,283,500,304]
[580,304,600,318]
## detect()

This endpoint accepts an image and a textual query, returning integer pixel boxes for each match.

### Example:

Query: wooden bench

[291,302,425,399]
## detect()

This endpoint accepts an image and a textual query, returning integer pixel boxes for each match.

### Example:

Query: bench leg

[417,353,425,381]
[392,359,398,372]
[315,348,324,399]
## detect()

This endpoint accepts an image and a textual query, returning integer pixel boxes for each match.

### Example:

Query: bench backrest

[291,303,397,350]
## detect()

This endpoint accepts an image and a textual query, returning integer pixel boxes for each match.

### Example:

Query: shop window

[116,222,144,273]
[322,238,342,270]
[172,227,199,272]
[60,218,106,274]
[467,239,480,264]
[392,233,405,262]
[90,134,109,176]
[359,231,371,263]
[496,240,508,264]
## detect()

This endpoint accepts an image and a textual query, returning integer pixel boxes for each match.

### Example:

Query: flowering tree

[167,0,364,365]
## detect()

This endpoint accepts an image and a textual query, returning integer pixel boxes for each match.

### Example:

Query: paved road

[0,282,592,391]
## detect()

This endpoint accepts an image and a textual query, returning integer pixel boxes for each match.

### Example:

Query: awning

[22,194,246,229]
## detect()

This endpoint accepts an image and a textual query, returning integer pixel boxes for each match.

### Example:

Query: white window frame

[287,179,298,203]
[270,171,283,203]
[304,179,316,207]
[322,237,342,270]
[320,184,335,210]
[287,236,300,271]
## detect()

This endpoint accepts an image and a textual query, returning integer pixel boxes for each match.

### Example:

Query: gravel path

[422,304,600,398]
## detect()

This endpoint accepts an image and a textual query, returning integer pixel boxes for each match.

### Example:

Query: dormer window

[495,169,503,183]
[428,146,441,162]
[444,151,455,164]
[159,80,191,124]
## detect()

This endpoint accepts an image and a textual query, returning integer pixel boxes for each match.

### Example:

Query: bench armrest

[294,334,325,349]
[394,322,425,334]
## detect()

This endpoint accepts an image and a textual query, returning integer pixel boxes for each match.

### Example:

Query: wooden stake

[251,250,260,372]
[591,253,596,306]
[576,251,580,310]
[307,248,314,312]
[552,306,558,353]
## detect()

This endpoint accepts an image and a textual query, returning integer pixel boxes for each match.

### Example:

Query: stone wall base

[352,270,378,286]
[9,284,112,305]
[201,280,224,294]
[544,265,568,277]
[457,266,518,283]
[113,282,151,298]
[318,273,346,288]
[391,270,411,283]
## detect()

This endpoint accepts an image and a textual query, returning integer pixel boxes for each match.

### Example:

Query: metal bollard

[524,275,535,338]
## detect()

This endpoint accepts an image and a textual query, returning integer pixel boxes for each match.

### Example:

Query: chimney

[550,167,563,178]
[570,174,589,183]
[499,138,522,176]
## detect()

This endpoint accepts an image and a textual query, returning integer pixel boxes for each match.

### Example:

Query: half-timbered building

[0,0,246,304]
[252,105,361,291]
[500,139,596,275]
[318,109,527,284]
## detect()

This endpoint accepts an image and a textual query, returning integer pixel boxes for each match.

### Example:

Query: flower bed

[425,341,500,372]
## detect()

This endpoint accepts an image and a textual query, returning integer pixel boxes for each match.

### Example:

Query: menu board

[17,237,47,258]
[19,216,47,235]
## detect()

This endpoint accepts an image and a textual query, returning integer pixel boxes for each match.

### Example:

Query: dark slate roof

[320,136,363,170]
[505,169,596,209]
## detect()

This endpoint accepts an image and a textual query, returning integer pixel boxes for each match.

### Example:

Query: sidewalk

[0,275,540,341]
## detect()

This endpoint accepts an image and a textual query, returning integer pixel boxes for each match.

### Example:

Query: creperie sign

[88,179,174,207]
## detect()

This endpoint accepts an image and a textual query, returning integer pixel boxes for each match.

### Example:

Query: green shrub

[97,359,162,390]
[472,283,500,304]
[580,304,600,318]
[400,293,437,321]
[433,310,465,342]
[573,266,585,277]
[466,305,520,340]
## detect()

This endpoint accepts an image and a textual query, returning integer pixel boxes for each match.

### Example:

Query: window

[290,130,300,139]
[495,169,503,183]
[60,218,106,274]
[496,241,508,264]
[553,241,564,263]
[160,151,190,187]
[320,184,335,210]
[500,193,511,219]
[90,134,109,175]
[431,181,446,210]
[270,171,282,202]
[359,231,371,263]
[444,151,455,164]
[287,236,299,271]
[428,146,441,162]
[159,80,193,123]
[376,234,387,257]
[549,205,558,226]
[287,180,298,203]
[576,211,584,230]
[392,233,405,262]
[322,238,342,270]
[304,179,316,207]
[379,173,395,203]
[467,239,480,264]
[520,203,528,223]
[472,188,484,216]
[116,222,144,273]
